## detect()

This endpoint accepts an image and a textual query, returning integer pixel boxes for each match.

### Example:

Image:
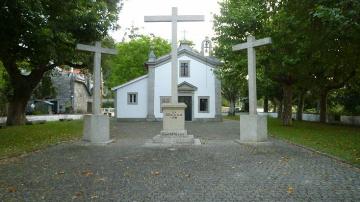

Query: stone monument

[144,7,204,145]
[232,35,272,142]
[76,41,117,144]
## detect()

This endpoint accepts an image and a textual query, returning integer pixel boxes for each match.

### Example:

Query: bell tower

[201,36,213,56]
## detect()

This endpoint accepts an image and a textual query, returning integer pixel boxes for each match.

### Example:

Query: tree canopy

[0,0,122,125]
[214,0,360,125]
[108,36,171,88]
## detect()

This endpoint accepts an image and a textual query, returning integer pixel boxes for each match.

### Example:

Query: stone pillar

[171,7,178,104]
[215,76,223,121]
[152,103,199,145]
[232,35,272,143]
[247,36,257,115]
[146,51,156,121]
[114,90,118,118]
[93,42,102,115]
[83,114,112,145]
[76,41,117,145]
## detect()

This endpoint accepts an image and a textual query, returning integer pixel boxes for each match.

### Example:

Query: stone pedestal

[152,103,199,145]
[83,115,113,144]
[239,114,267,142]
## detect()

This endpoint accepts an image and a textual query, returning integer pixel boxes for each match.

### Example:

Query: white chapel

[112,38,222,121]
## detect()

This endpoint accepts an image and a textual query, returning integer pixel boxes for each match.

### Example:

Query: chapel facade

[112,39,222,121]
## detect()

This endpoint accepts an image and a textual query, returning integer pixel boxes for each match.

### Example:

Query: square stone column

[83,115,113,144]
[239,114,267,142]
[161,103,187,135]
[151,103,199,145]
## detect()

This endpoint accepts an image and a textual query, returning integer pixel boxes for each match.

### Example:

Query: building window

[160,96,171,112]
[199,96,209,113]
[127,92,138,105]
[180,61,190,77]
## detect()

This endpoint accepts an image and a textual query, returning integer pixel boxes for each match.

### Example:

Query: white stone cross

[182,30,187,40]
[76,41,117,115]
[232,35,272,115]
[145,7,204,103]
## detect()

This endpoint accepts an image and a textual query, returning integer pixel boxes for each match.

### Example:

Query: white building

[112,39,222,121]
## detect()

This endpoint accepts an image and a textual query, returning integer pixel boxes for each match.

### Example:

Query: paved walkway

[0,120,359,201]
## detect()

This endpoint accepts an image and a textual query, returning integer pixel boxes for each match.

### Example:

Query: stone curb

[272,135,360,171]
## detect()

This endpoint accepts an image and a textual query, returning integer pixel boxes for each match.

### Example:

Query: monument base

[83,114,113,145]
[239,114,268,143]
[150,103,199,145]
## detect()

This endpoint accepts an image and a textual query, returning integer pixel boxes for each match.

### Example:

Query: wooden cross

[145,7,204,104]
[232,35,272,115]
[76,41,117,115]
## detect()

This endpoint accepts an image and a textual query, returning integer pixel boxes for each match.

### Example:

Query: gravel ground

[0,120,359,201]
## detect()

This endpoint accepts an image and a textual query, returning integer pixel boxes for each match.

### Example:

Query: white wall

[0,114,83,124]
[154,55,216,119]
[116,77,148,118]
[154,61,171,118]
[341,116,360,125]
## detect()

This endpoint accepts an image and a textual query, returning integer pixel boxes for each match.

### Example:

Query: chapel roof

[111,75,148,91]
[145,43,222,68]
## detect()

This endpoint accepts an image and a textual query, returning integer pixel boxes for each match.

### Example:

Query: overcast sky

[110,0,221,51]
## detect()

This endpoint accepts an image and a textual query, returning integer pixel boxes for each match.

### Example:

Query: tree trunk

[273,100,277,113]
[319,90,328,123]
[264,95,269,113]
[228,99,235,116]
[244,99,249,113]
[276,99,283,119]
[4,64,44,126]
[282,85,293,126]
[6,95,30,125]
[296,92,305,121]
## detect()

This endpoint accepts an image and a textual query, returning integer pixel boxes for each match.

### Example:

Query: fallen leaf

[287,186,294,194]
[55,171,65,175]
[81,170,94,177]
[7,186,17,193]
[280,156,290,163]
[95,177,106,182]
[72,191,83,199]
[151,171,160,176]
[90,195,98,199]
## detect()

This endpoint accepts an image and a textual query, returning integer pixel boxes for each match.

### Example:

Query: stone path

[0,120,359,201]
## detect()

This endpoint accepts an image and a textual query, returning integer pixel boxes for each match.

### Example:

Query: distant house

[27,67,93,114]
[112,39,223,121]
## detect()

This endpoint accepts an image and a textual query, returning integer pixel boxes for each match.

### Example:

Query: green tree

[0,61,9,116]
[0,0,121,125]
[214,0,301,124]
[32,71,56,100]
[108,36,171,87]
[215,62,246,116]
[214,0,360,125]
[308,0,360,122]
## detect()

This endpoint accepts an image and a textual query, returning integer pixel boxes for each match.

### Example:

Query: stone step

[153,134,197,145]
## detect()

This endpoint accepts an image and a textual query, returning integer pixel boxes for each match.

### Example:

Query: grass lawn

[0,120,83,160]
[225,115,360,166]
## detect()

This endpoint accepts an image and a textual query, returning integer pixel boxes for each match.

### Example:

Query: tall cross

[232,35,272,115]
[145,7,204,103]
[182,30,187,40]
[76,41,117,115]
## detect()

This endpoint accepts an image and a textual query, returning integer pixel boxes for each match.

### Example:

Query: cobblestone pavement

[0,120,359,201]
